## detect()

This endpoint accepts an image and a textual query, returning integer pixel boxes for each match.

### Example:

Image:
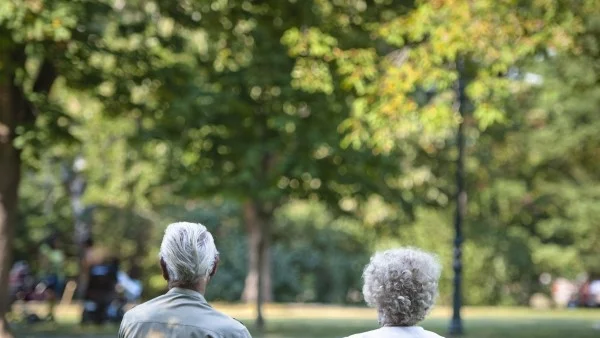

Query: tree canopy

[1,0,600,335]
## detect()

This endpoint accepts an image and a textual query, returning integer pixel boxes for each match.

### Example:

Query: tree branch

[33,59,58,94]
[24,58,58,123]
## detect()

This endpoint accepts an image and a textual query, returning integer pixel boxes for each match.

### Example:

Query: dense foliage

[2,1,600,335]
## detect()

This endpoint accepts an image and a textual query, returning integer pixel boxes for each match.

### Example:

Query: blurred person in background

[8,261,32,305]
[81,238,119,324]
[586,276,600,307]
[79,237,102,299]
[346,248,444,338]
[118,222,251,338]
[106,265,144,322]
[8,261,50,323]
[118,265,143,304]
[578,280,591,307]
[38,232,66,321]
[552,278,576,308]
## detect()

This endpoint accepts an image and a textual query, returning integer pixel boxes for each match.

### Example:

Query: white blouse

[346,326,445,338]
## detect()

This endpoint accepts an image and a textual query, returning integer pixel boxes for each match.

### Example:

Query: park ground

[9,303,600,338]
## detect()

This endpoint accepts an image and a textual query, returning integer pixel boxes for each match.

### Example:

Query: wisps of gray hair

[362,247,441,327]
[159,222,218,286]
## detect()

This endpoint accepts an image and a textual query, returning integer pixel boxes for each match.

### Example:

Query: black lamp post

[449,57,467,336]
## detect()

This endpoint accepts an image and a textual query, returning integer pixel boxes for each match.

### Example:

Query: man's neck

[168,280,207,295]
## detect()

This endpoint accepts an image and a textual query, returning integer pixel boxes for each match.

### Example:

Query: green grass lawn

[12,307,600,338]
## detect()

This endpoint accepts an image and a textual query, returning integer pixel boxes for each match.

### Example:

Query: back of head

[362,247,441,327]
[159,222,218,287]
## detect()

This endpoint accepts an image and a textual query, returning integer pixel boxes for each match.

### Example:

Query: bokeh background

[1,0,599,337]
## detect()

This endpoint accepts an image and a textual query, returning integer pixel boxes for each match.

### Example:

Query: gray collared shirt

[119,287,252,338]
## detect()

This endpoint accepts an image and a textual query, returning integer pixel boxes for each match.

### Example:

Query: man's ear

[160,257,169,281]
[209,255,220,277]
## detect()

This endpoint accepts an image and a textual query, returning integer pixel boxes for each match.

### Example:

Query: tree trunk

[0,151,18,338]
[0,47,55,337]
[0,77,22,338]
[241,201,272,330]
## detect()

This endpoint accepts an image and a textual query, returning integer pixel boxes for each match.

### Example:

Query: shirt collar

[167,287,208,303]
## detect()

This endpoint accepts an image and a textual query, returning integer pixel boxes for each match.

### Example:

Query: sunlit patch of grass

[12,305,600,338]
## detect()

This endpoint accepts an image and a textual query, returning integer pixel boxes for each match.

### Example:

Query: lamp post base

[449,318,464,336]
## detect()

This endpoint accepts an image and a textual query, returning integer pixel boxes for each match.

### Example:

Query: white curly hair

[362,247,441,326]
[159,222,219,286]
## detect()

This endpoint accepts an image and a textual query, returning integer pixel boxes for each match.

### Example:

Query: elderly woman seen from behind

[347,248,444,338]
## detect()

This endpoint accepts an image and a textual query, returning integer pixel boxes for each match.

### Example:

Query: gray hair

[159,222,219,285]
[362,248,441,326]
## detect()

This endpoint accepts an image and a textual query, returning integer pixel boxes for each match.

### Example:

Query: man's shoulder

[121,295,250,337]
[124,297,159,314]
[204,308,250,334]
[121,294,169,321]
[181,308,251,338]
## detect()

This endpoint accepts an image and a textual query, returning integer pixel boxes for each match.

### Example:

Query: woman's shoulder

[344,326,445,338]
[344,327,379,338]
[424,329,445,338]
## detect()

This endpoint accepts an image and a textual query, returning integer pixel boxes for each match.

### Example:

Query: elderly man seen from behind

[119,222,251,338]
[347,248,444,338]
